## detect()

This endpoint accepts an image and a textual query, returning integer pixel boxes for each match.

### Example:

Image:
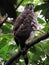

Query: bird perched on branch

[13,3,38,65]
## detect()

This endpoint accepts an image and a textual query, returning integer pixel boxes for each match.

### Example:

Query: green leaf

[37,17,45,24]
[2,23,12,34]
[43,23,49,31]
[22,0,34,6]
[35,3,49,11]
[0,38,8,49]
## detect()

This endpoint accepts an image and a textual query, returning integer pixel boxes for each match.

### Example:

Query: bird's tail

[23,53,28,65]
[21,44,29,65]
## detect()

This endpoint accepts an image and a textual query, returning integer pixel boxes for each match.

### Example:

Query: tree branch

[0,0,24,27]
[16,0,24,9]
[0,16,8,28]
[5,31,49,65]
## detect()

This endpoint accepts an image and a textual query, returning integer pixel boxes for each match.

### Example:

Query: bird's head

[25,3,34,11]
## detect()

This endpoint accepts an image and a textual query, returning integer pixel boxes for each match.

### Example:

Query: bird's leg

[20,43,29,65]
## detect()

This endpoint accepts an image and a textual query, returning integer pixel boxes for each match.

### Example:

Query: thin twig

[0,33,14,37]
[35,29,45,34]
[16,0,24,9]
[0,16,8,28]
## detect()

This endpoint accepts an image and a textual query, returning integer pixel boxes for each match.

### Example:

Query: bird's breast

[25,31,35,44]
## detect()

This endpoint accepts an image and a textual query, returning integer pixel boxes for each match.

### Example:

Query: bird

[13,3,38,65]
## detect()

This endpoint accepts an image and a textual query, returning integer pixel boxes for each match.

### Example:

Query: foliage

[0,0,49,65]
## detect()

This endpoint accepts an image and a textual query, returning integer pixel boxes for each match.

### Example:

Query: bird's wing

[14,14,33,39]
[13,11,29,31]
